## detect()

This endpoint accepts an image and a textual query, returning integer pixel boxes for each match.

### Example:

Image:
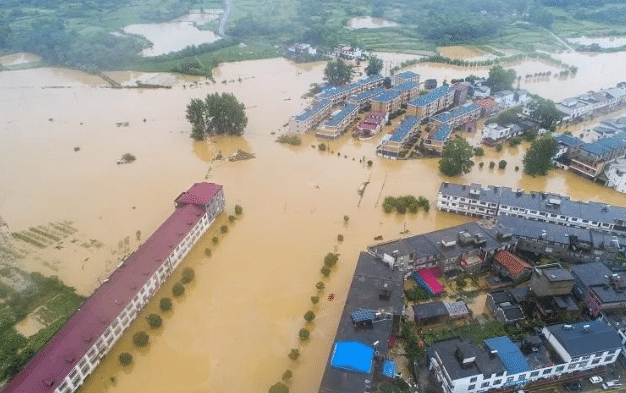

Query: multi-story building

[528,264,575,297]
[348,87,384,109]
[2,183,225,393]
[605,158,626,193]
[392,71,419,86]
[392,82,420,104]
[371,90,401,114]
[481,124,514,145]
[355,111,387,140]
[377,116,420,159]
[430,320,623,393]
[557,85,626,121]
[317,103,358,139]
[316,75,385,104]
[432,103,481,130]
[476,98,500,117]
[454,82,470,105]
[423,124,453,154]
[486,291,525,324]
[407,86,455,118]
[492,251,531,283]
[289,99,332,134]
[570,262,626,316]
[437,182,626,235]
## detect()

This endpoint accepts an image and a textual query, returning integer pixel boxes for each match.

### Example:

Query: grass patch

[421,321,506,345]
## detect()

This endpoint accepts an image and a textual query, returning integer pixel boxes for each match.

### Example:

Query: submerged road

[218,0,233,36]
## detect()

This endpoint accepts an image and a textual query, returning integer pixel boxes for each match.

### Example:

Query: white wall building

[481,123,513,142]
[605,158,626,194]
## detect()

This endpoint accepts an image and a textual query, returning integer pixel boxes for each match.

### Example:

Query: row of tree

[186,93,248,140]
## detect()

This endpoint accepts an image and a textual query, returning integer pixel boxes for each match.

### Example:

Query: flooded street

[1,53,626,392]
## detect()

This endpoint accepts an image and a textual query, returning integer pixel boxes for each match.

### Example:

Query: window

[468,385,475,391]
[495,372,504,377]
[507,377,514,384]
[530,371,539,377]
[494,380,502,385]
[555,366,565,372]
[543,368,553,375]
[568,364,576,370]
[518,374,526,381]
[470,377,478,383]
[592,359,601,365]
[481,382,490,388]
[605,356,615,363]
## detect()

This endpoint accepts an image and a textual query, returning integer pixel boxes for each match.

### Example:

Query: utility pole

[0,214,18,264]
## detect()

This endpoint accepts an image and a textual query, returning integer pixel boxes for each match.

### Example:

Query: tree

[365,55,383,76]
[324,59,352,86]
[282,369,293,381]
[316,281,325,290]
[304,310,316,322]
[160,297,172,311]
[324,253,339,267]
[473,147,484,156]
[204,248,212,257]
[146,313,163,328]
[321,266,331,277]
[489,161,496,169]
[133,331,149,347]
[186,93,248,139]
[172,282,185,297]
[498,160,507,169]
[438,137,473,176]
[337,234,344,242]
[343,215,349,223]
[299,328,310,340]
[486,65,516,93]
[235,205,243,215]
[220,225,228,233]
[269,382,289,393]
[311,295,319,304]
[288,348,300,360]
[526,97,563,129]
[524,136,557,176]
[181,267,195,284]
[119,352,133,365]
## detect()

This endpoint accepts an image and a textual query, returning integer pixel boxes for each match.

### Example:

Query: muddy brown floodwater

[1,53,626,393]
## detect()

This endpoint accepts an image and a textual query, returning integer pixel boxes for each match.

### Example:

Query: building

[289,99,332,134]
[2,183,225,393]
[568,135,626,179]
[354,111,387,140]
[492,90,516,109]
[454,82,471,105]
[432,103,481,130]
[336,45,362,60]
[407,86,455,118]
[481,124,514,145]
[318,252,404,393]
[423,124,453,154]
[605,158,626,193]
[348,86,384,109]
[371,90,401,114]
[437,182,626,235]
[528,264,575,297]
[317,103,359,139]
[391,82,420,104]
[476,98,500,117]
[473,83,491,99]
[377,116,420,159]
[413,268,446,297]
[557,85,626,121]
[430,320,623,393]
[492,251,532,283]
[393,71,419,86]
[570,262,626,316]
[486,291,525,324]
[316,75,385,104]
[424,78,437,89]
[413,301,470,326]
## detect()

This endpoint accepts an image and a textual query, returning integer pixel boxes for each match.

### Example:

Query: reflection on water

[1,55,626,392]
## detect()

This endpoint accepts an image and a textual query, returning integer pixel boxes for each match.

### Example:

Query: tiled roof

[431,125,453,142]
[293,99,330,122]
[408,86,453,107]
[389,116,420,143]
[544,320,623,358]
[494,251,531,276]
[373,90,400,103]
[326,104,357,127]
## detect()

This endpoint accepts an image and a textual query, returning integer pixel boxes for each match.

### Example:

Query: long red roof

[494,251,531,276]
[2,183,222,393]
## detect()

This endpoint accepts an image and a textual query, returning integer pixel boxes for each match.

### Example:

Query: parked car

[602,381,622,390]
[564,381,583,391]
[590,376,604,384]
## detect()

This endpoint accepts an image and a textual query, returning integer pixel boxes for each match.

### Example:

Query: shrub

[304,310,316,322]
[498,160,507,169]
[324,253,339,267]
[133,331,149,347]
[311,296,319,304]
[456,278,467,289]
[172,282,185,297]
[228,215,236,223]
[318,143,326,151]
[489,161,496,169]
[157,298,172,314]
[321,266,331,277]
[367,160,373,167]
[316,282,325,290]
[288,348,300,360]
[473,147,484,156]
[119,352,133,365]
[220,225,228,233]
[122,153,136,162]
[212,236,218,244]
[479,162,484,168]
[509,136,522,146]
[276,134,302,145]
[515,166,520,171]
[204,248,212,257]
[337,234,344,242]
[282,370,293,381]
[495,144,503,152]
[343,215,349,222]
[299,328,310,341]
[146,313,162,328]
[269,382,289,393]
[234,205,243,215]
[181,267,195,284]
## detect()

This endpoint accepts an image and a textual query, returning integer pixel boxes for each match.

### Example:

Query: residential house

[355,111,387,140]
[492,90,516,109]
[371,90,402,114]
[481,123,513,145]
[317,103,359,139]
[424,78,437,89]
[348,86,384,109]
[432,103,481,131]
[377,116,420,159]
[289,99,332,134]
[568,135,626,179]
[413,301,470,326]
[392,82,420,104]
[605,158,626,193]
[393,71,420,86]
[407,86,455,118]
[570,262,626,316]
[492,251,532,283]
[477,98,500,117]
[472,82,491,99]
[486,291,525,324]
[423,124,453,154]
[528,264,575,297]
[336,45,362,60]
[557,85,626,121]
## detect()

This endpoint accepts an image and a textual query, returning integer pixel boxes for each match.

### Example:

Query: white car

[590,376,604,384]
[602,381,622,390]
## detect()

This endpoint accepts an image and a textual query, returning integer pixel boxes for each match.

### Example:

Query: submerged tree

[365,55,383,76]
[186,93,248,140]
[486,65,516,93]
[324,58,353,86]
[438,137,473,176]
[523,136,557,176]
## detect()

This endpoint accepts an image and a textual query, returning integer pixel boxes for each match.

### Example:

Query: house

[407,86,455,118]
[432,103,481,130]
[528,264,575,297]
[336,45,362,60]
[557,85,626,121]
[317,103,359,139]
[570,262,626,316]
[316,75,385,104]
[477,98,500,117]
[413,301,470,326]
[429,320,623,393]
[318,252,404,393]
[393,71,419,86]
[354,111,387,140]
[481,124,513,145]
[424,78,437,89]
[492,251,531,283]
[2,183,225,393]
[371,90,401,113]
[414,267,446,297]
[492,90,516,109]
[348,87,384,109]
[377,116,420,159]
[605,158,626,193]
[569,135,626,179]
[288,43,317,56]
[423,124,453,154]
[289,99,332,134]
[454,82,471,105]
[391,82,420,104]
[473,83,491,99]
[486,291,525,323]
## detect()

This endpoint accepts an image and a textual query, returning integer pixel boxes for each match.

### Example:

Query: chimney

[582,324,591,334]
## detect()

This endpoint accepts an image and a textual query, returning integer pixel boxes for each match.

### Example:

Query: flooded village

[2,37,626,393]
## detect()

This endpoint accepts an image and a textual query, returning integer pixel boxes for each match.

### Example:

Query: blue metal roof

[351,87,384,102]
[389,116,420,142]
[293,99,330,121]
[408,86,453,107]
[432,124,453,142]
[382,360,397,378]
[326,104,357,127]
[373,90,400,103]
[392,82,419,93]
[350,309,375,323]
[330,341,374,374]
[396,71,418,80]
[555,134,583,147]
[434,103,480,124]
[483,337,531,375]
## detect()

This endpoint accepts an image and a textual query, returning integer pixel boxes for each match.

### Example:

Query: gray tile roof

[429,338,506,380]
[544,320,622,358]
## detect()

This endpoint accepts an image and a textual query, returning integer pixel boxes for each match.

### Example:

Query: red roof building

[477,98,500,116]
[493,251,532,282]
[2,183,224,393]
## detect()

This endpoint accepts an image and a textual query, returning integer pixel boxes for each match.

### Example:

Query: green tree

[220,225,228,233]
[299,328,310,340]
[343,215,349,223]
[365,55,383,76]
[498,160,507,169]
[316,281,325,290]
[486,65,516,93]
[288,348,300,360]
[160,297,172,311]
[304,310,316,322]
[133,331,149,347]
[321,266,331,277]
[523,136,557,176]
[119,352,133,365]
[311,295,319,305]
[473,147,484,156]
[269,382,289,393]
[172,282,185,297]
[186,98,207,140]
[235,205,243,215]
[337,234,344,242]
[204,248,212,257]
[186,93,248,139]
[324,253,339,267]
[324,59,353,86]
[438,137,473,176]
[489,161,496,169]
[526,97,563,129]
[282,369,293,381]
[181,267,195,284]
[146,313,163,328]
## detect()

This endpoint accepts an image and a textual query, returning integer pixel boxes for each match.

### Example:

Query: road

[218,0,233,36]
[545,28,576,52]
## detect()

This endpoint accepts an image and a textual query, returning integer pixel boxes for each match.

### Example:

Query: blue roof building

[293,99,330,122]
[377,116,420,159]
[390,116,420,143]
[372,90,400,104]
[326,104,357,128]
[432,124,453,142]
[483,337,531,375]
[408,86,455,118]
[349,87,384,106]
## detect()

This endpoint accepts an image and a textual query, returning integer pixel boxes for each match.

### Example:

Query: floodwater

[121,12,222,57]
[568,36,626,49]
[347,16,398,29]
[0,52,41,67]
[1,53,626,392]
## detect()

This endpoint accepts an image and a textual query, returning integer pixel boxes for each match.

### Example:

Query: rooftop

[408,86,453,107]
[372,90,401,104]
[484,336,531,375]
[326,104,357,127]
[544,320,623,358]
[493,251,531,277]
[389,116,420,143]
[433,103,480,124]
[293,99,330,122]
[349,87,384,102]
[396,71,419,80]
[392,82,419,93]
[431,124,453,142]
[413,301,449,321]
[429,338,506,380]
